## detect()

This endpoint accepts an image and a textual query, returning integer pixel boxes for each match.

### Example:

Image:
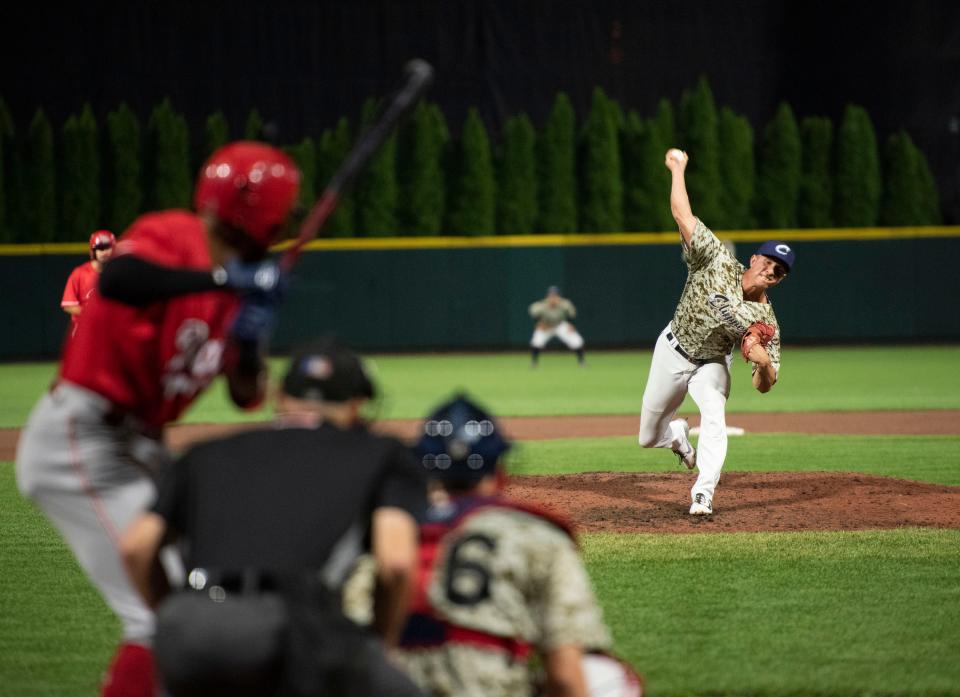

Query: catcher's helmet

[414,394,511,482]
[89,230,116,258]
[194,141,300,249]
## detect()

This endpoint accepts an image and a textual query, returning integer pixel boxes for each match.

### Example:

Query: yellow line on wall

[0,243,92,254]
[2,226,958,255]
[711,226,960,242]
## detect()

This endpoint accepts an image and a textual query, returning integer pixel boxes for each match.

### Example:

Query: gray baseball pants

[16,381,168,644]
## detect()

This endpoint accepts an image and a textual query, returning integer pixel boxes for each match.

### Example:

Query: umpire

[120,338,427,697]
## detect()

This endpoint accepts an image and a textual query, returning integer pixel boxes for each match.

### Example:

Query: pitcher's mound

[505,471,960,534]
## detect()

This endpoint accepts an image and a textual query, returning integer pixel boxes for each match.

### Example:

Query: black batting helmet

[282,337,376,403]
[414,394,511,482]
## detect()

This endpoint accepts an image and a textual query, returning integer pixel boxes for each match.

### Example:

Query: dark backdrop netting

[3,0,958,222]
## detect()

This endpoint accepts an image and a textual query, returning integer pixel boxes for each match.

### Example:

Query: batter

[16,142,300,697]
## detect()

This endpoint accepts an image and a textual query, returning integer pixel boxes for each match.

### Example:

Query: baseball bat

[280,58,434,271]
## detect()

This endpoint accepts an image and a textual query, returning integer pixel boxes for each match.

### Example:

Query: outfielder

[16,142,300,697]
[529,285,586,366]
[61,230,116,337]
[397,394,642,697]
[638,148,792,516]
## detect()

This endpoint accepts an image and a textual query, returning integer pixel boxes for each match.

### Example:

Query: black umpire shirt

[152,422,427,579]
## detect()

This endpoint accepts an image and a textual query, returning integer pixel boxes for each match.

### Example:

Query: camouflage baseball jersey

[671,219,781,371]
[529,298,576,327]
[396,503,611,697]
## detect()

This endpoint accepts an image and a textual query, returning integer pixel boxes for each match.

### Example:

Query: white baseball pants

[530,321,584,350]
[638,325,732,505]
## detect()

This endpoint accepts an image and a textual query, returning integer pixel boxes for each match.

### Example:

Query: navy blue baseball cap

[547,285,561,295]
[283,338,376,403]
[755,241,795,273]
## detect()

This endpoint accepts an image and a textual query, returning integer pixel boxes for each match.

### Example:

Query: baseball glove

[740,321,776,362]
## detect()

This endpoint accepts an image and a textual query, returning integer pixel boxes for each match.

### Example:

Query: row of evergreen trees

[0,78,942,243]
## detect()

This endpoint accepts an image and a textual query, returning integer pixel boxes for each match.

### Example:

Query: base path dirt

[1,410,958,460]
[388,410,960,441]
[4,411,958,536]
[162,409,960,451]
[506,471,960,534]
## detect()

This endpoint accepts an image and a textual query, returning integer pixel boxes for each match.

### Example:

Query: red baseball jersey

[61,261,100,333]
[60,211,241,429]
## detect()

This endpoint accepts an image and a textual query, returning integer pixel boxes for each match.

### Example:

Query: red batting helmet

[89,230,116,258]
[194,141,301,249]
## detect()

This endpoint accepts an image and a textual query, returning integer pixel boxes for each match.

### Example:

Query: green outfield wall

[2,227,958,360]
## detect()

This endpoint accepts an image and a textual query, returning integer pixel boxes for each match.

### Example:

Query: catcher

[637,148,792,515]
[396,394,643,697]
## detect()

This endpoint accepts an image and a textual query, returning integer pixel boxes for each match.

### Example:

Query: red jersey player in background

[61,230,116,336]
[16,142,300,697]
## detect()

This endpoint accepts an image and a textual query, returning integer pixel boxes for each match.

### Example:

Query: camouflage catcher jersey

[396,496,611,697]
[529,298,577,328]
[671,219,781,372]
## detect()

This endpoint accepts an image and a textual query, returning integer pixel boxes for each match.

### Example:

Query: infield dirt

[506,471,960,534]
[3,410,958,534]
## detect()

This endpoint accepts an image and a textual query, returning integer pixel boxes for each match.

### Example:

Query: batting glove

[214,258,287,298]
[229,294,278,346]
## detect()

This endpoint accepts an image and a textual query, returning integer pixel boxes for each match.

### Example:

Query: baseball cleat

[669,419,697,470]
[689,493,713,515]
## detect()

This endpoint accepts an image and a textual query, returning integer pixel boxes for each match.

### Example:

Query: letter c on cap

[775,244,791,255]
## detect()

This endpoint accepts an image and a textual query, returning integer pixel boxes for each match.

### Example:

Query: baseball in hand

[668,148,687,164]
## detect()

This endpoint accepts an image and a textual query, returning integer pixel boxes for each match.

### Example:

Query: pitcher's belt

[665,331,708,365]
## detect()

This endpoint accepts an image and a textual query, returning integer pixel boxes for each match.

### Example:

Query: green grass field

[511,434,960,485]
[1,346,959,696]
[586,529,960,696]
[2,345,959,427]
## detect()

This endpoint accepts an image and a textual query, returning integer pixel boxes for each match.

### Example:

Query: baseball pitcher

[637,149,792,516]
